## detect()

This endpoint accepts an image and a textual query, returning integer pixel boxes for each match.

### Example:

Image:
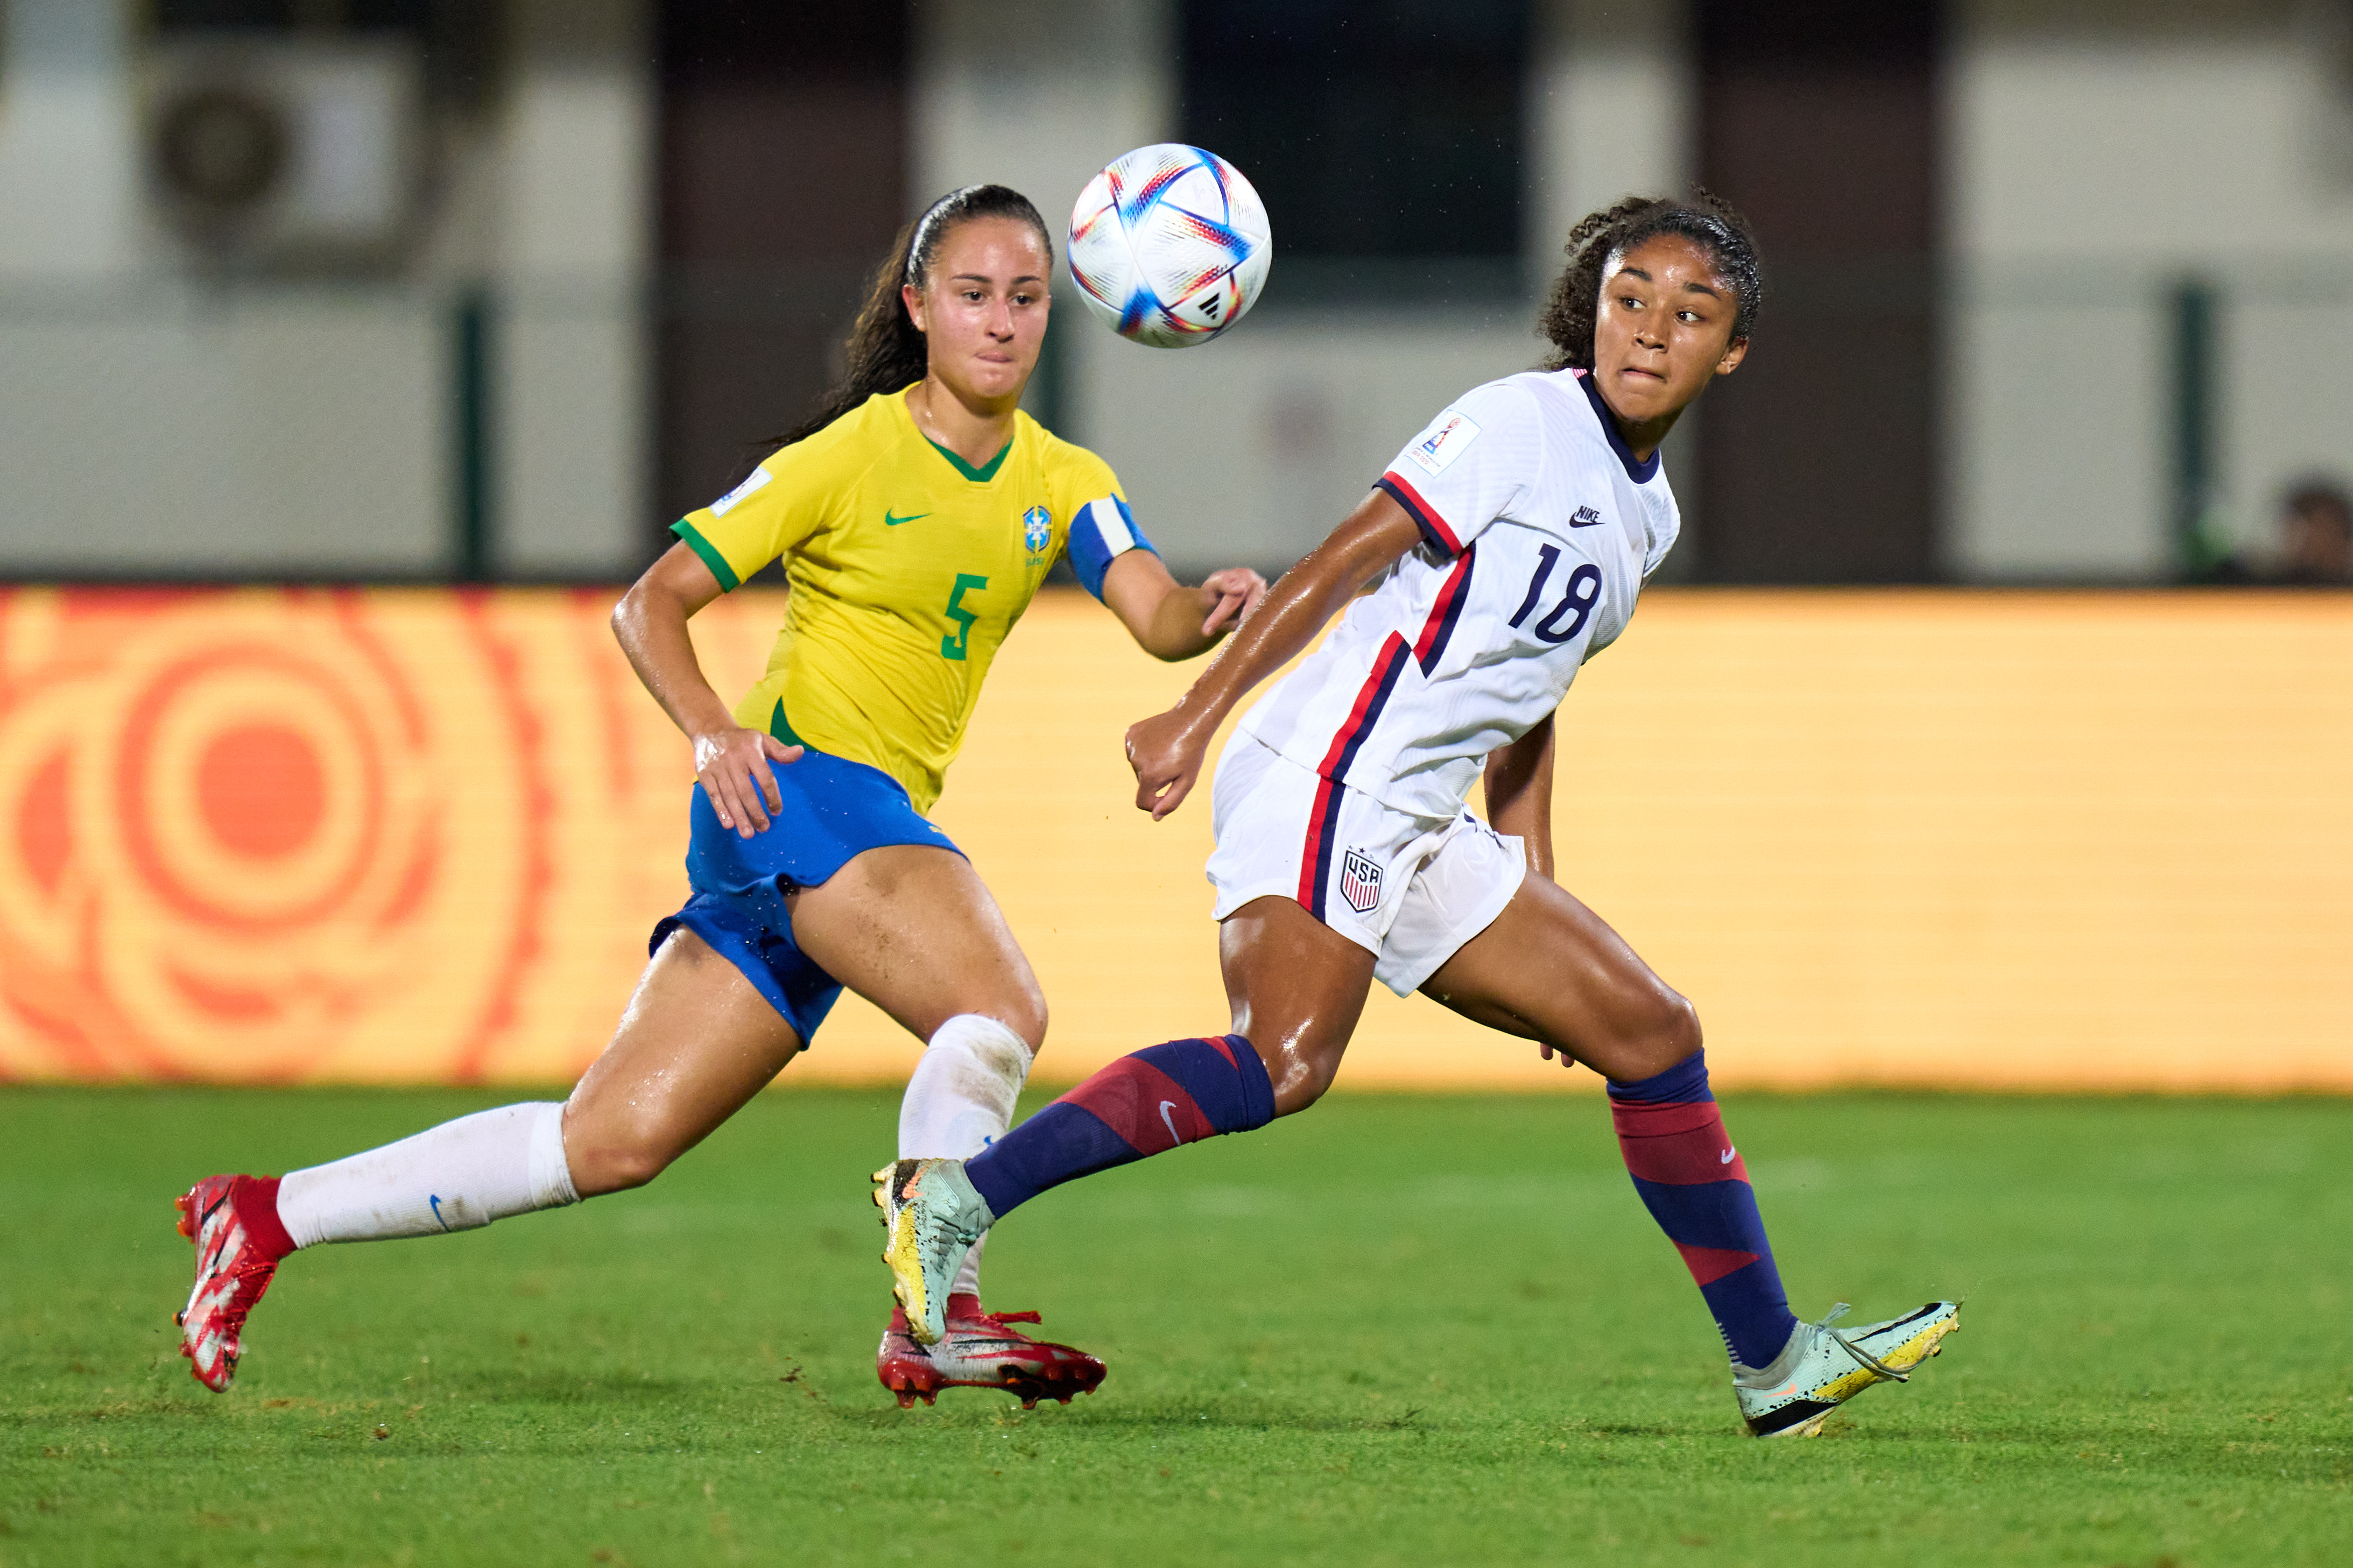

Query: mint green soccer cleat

[871,1159,995,1346]
[1732,1300,1961,1438]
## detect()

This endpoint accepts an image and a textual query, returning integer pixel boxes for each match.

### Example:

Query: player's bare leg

[560,929,808,1196]
[1215,894,1379,1116]
[785,844,1047,1054]
[1417,872,1695,1086]
[1421,874,1959,1435]
[174,930,801,1392]
[794,844,1106,1405]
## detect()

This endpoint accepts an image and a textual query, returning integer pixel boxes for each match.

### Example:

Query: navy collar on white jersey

[1575,369,1662,484]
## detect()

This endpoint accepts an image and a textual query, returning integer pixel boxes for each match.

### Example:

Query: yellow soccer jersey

[672,387,1157,815]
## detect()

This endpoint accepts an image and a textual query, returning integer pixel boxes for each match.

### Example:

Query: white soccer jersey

[1236,366,1681,822]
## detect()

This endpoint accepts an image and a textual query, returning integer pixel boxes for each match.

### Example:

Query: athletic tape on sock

[900,1013,1033,1160]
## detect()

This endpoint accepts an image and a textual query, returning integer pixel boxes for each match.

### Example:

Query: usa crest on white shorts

[1338,847,1383,914]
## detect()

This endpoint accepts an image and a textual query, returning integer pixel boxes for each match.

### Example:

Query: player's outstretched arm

[1097,548,1267,661]
[611,542,804,839]
[1125,489,1424,819]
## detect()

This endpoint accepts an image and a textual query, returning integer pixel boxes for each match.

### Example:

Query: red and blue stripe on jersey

[1295,539,1475,919]
[1375,470,1465,558]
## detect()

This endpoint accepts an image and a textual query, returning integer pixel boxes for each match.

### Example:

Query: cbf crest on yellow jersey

[672,387,1157,815]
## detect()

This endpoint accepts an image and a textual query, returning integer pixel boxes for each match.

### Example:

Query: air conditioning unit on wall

[143,36,425,272]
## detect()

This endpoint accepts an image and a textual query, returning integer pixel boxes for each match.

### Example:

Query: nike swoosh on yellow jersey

[884,510,932,526]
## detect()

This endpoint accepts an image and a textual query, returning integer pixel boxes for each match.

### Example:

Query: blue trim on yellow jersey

[1066,495,1160,600]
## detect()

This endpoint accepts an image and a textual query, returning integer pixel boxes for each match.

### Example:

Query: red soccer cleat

[875,1294,1108,1410]
[173,1175,291,1393]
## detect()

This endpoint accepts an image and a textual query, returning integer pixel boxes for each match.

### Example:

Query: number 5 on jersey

[941,573,989,661]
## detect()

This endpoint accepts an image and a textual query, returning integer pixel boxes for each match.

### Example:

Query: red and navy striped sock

[965,1036,1275,1219]
[1607,1050,1798,1368]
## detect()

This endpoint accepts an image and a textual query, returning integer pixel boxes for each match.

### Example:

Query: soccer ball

[1066,144,1272,349]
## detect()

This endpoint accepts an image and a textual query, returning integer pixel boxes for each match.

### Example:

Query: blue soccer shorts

[649,748,963,1047]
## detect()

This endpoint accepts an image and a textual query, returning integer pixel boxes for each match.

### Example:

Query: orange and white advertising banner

[1,587,2347,1092]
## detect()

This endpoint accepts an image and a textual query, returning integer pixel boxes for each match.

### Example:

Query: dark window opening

[1180,0,1529,296]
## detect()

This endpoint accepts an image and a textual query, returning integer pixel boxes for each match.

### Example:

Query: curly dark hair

[1536,190,1763,371]
[775,183,1053,448]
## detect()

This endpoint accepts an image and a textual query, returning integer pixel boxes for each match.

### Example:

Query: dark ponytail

[1536,190,1763,371]
[776,183,1054,448]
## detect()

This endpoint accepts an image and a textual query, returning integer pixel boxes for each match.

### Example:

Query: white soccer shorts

[1205,734,1528,995]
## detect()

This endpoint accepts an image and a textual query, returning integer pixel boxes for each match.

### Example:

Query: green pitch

[2,1087,2347,1566]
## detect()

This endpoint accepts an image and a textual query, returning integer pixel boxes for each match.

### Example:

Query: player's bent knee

[1589,990,1702,1085]
[1009,991,1048,1055]
[570,1143,667,1197]
[1265,1047,1343,1118]
[971,972,1048,1055]
[1631,992,1702,1079]
[562,1119,677,1197]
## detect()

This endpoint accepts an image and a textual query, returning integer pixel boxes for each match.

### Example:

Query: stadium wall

[1,585,2345,1093]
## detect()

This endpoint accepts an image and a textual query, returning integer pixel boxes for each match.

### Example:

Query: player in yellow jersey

[169,185,1267,1410]
[664,333,1142,822]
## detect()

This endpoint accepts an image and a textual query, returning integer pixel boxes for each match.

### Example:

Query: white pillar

[910,0,1173,223]
[1526,0,1695,280]
[494,0,652,578]
[0,0,140,277]
[911,0,1176,446]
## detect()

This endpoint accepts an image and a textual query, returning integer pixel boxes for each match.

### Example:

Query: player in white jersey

[873,194,1960,1438]
[1210,358,1676,985]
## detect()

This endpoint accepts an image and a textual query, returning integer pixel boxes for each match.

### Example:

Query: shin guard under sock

[275,1101,579,1248]
[965,1036,1274,1219]
[1607,1050,1797,1368]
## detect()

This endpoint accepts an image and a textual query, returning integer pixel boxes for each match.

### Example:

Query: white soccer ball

[1066,144,1272,349]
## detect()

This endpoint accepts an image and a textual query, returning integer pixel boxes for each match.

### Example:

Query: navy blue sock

[965,1036,1274,1219]
[1607,1049,1798,1368]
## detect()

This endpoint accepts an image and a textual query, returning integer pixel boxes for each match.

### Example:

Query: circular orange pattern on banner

[199,723,324,858]
[0,589,545,1082]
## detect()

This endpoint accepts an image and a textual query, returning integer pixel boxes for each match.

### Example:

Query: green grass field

[2,1086,2347,1566]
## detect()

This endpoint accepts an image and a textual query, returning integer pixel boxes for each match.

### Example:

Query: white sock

[900,1014,1032,1302]
[276,1101,580,1249]
[951,1231,988,1300]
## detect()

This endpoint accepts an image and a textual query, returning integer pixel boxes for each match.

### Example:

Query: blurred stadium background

[1,0,2348,1091]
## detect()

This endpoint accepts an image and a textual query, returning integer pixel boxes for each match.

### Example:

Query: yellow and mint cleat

[1732,1300,1961,1437]
[871,1159,995,1346]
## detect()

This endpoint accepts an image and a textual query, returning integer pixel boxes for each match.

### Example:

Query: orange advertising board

[1,586,2346,1092]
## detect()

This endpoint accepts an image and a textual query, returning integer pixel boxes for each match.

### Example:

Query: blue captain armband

[1066,495,1160,601]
